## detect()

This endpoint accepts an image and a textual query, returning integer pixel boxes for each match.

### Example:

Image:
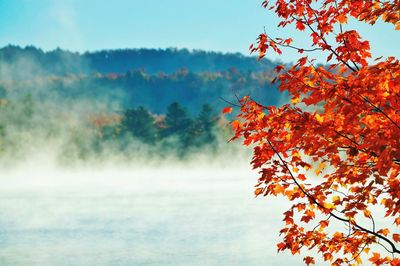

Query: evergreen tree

[121,106,157,144]
[194,104,217,147]
[161,102,193,139]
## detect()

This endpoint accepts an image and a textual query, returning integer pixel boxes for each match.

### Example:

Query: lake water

[0,165,305,265]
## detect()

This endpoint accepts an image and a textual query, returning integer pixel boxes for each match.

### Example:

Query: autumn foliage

[229,1,400,265]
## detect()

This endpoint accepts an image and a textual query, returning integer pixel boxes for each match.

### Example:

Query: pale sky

[0,0,398,63]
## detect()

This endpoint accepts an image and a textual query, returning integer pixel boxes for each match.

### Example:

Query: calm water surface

[0,166,304,265]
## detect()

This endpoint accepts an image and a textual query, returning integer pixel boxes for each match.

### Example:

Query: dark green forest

[0,45,277,75]
[0,45,286,162]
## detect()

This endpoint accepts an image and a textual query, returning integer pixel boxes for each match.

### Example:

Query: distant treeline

[0,45,277,77]
[0,45,286,161]
[0,68,285,114]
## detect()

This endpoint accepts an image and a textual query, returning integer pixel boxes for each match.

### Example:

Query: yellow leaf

[323,202,335,210]
[314,162,326,175]
[304,80,314,87]
[332,195,340,204]
[257,112,265,120]
[368,195,377,204]
[291,96,301,104]
[292,150,301,158]
[315,113,324,123]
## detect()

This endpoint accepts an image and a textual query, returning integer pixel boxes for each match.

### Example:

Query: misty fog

[0,46,312,265]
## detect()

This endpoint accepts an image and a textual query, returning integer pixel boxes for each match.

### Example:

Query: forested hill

[1,69,284,114]
[0,45,285,160]
[0,45,276,77]
[0,45,285,114]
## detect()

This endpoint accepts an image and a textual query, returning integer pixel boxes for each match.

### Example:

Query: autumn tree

[227,1,400,265]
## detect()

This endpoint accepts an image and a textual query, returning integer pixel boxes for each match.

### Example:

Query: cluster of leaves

[229,0,400,265]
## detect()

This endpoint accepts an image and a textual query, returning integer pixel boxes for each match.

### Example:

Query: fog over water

[0,154,310,266]
[0,47,318,265]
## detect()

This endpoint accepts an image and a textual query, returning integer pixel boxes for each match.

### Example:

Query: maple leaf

[393,234,400,243]
[363,209,371,218]
[303,256,315,265]
[277,242,286,251]
[296,21,306,31]
[222,106,233,114]
[369,253,381,264]
[337,14,348,24]
[319,220,329,229]
[254,187,264,197]
[284,38,293,45]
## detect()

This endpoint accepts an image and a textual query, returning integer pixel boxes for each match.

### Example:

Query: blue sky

[0,0,398,62]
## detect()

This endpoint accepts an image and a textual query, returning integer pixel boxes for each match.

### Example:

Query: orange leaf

[363,209,372,218]
[254,187,264,197]
[303,256,315,265]
[284,38,293,45]
[222,106,233,114]
[377,228,390,236]
[273,184,285,195]
[277,242,286,251]
[337,14,348,24]
[319,220,329,229]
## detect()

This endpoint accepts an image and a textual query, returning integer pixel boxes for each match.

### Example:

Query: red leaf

[222,107,233,114]
[296,21,306,31]
[275,65,285,73]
